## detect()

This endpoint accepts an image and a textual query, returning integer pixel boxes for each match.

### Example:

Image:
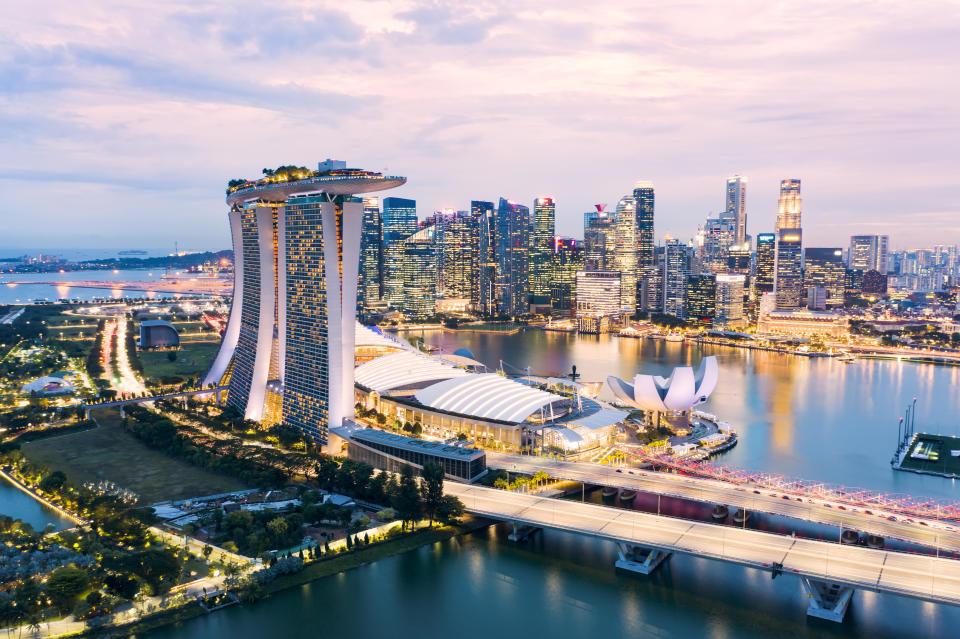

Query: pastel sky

[2,0,958,252]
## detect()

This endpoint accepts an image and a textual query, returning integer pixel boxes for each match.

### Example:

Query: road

[486,452,960,553]
[445,482,960,607]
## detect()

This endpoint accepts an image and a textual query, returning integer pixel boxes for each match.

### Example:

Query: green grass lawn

[139,342,220,381]
[900,434,960,477]
[21,407,248,503]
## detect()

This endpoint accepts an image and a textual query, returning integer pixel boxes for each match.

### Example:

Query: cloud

[0,0,957,249]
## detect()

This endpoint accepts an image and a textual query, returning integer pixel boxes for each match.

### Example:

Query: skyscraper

[700,216,737,274]
[849,235,890,274]
[804,248,846,306]
[575,270,622,318]
[359,197,382,313]
[400,225,437,319]
[551,237,583,318]
[715,274,746,327]
[381,197,418,309]
[470,200,496,315]
[530,197,556,312]
[433,209,476,304]
[776,179,802,232]
[662,238,689,317]
[584,205,615,270]
[614,195,638,313]
[725,175,748,245]
[684,274,716,324]
[633,181,657,311]
[775,228,803,309]
[205,164,405,445]
[495,198,531,316]
[754,233,777,295]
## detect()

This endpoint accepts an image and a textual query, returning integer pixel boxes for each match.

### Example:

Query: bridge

[444,482,960,622]
[80,386,229,419]
[486,452,960,554]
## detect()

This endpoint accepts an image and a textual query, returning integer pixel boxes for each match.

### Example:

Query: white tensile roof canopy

[606,356,719,412]
[414,373,568,424]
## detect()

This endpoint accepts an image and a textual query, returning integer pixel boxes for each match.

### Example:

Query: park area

[21,407,247,503]
[900,434,960,478]
[138,341,219,385]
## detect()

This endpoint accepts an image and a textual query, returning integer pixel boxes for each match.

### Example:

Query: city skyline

[2,1,958,249]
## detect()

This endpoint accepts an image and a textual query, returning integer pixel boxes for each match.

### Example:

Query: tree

[202,544,213,560]
[39,470,67,493]
[394,465,422,530]
[129,548,181,597]
[45,566,89,614]
[266,517,289,540]
[420,461,445,527]
[436,495,465,525]
[167,350,177,362]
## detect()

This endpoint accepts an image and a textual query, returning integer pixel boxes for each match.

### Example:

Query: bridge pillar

[84,407,90,420]
[615,543,671,575]
[801,577,854,623]
[119,405,125,418]
[215,388,222,407]
[507,522,541,542]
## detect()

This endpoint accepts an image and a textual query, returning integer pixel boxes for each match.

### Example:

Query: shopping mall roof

[353,350,468,393]
[351,428,485,462]
[355,322,413,351]
[414,373,567,424]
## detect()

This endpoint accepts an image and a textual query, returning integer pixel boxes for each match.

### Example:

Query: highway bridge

[486,452,960,554]
[80,386,228,418]
[445,482,960,622]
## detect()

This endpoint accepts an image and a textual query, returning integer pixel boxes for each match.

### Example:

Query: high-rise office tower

[725,175,748,245]
[614,195,638,313]
[726,243,751,275]
[775,228,803,309]
[575,270,622,318]
[530,197,556,312]
[804,248,846,306]
[470,200,496,315]
[634,181,657,311]
[433,209,476,304]
[551,237,583,318]
[662,238,689,317]
[776,179,802,232]
[359,197,382,312]
[684,274,716,323]
[700,216,737,274]
[205,163,405,445]
[715,274,747,327]
[584,205,615,270]
[381,197,418,309]
[495,198,531,316]
[754,233,777,295]
[400,225,437,319]
[848,235,890,274]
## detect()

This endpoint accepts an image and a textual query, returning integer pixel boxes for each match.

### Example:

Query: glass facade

[804,247,846,306]
[754,233,777,294]
[227,205,264,414]
[359,197,383,312]
[551,238,583,317]
[775,229,804,310]
[400,226,437,319]
[381,197,418,309]
[633,182,657,311]
[282,196,331,442]
[495,198,531,315]
[530,198,556,309]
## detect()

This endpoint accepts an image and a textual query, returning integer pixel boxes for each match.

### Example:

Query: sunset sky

[2,0,958,251]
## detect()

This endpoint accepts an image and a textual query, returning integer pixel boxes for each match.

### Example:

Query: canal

[0,474,73,532]
[140,329,960,639]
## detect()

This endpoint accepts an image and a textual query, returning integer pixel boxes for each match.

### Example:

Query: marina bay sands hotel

[203,160,406,444]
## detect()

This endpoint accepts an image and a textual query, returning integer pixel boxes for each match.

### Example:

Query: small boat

[837,353,857,363]
[664,333,684,343]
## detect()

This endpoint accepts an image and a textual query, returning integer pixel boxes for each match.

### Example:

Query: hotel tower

[203,160,405,444]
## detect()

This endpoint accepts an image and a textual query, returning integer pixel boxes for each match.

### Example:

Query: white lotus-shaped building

[607,356,719,412]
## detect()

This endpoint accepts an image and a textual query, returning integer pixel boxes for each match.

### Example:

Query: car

[864,510,873,515]
[837,505,846,510]
[919,521,928,526]
[616,469,622,473]
[824,503,832,508]
[888,516,898,521]
[782,495,790,500]
[753,490,761,495]
[795,497,803,502]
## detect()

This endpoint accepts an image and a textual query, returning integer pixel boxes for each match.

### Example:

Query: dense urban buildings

[849,234,890,274]
[774,228,804,310]
[804,248,846,306]
[205,161,406,444]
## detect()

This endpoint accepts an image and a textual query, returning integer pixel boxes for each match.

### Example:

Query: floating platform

[893,433,960,480]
